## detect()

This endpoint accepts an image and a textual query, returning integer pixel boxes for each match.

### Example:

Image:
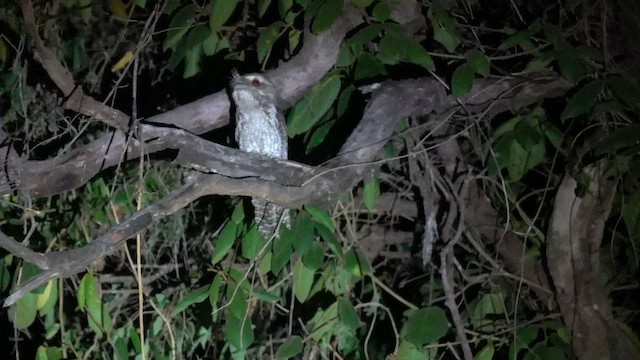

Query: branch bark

[546,164,632,360]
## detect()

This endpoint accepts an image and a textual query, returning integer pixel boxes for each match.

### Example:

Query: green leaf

[185,25,211,50]
[560,79,604,121]
[210,0,240,31]
[208,274,224,309]
[335,47,355,67]
[451,63,475,98]
[305,120,335,153]
[276,336,303,359]
[544,123,564,152]
[498,29,533,50]
[224,313,254,350]
[37,279,58,316]
[78,0,92,22]
[78,274,110,337]
[290,212,315,255]
[316,223,343,257]
[163,0,180,14]
[344,249,371,277]
[354,52,386,81]
[594,124,640,156]
[475,344,496,360]
[397,341,430,360]
[163,4,197,51]
[494,116,523,138]
[173,285,210,315]
[272,234,293,275]
[338,298,360,330]
[363,175,380,210]
[293,258,315,302]
[228,287,248,319]
[259,251,272,275]
[211,221,238,265]
[231,202,245,224]
[405,39,435,71]
[514,121,541,148]
[378,33,403,65]
[372,2,391,22]
[472,293,506,332]
[556,47,584,84]
[36,346,63,360]
[252,289,281,302]
[465,50,490,77]
[347,24,382,49]
[278,0,294,19]
[307,302,339,341]
[305,205,335,232]
[10,292,37,329]
[508,326,540,360]
[609,76,640,109]
[432,25,460,53]
[507,141,528,181]
[311,0,343,34]
[70,36,89,71]
[303,242,325,270]
[523,344,567,360]
[183,46,202,78]
[242,226,261,259]
[258,0,272,17]
[336,86,354,119]
[288,75,341,136]
[401,307,450,346]
[288,28,302,50]
[257,21,285,63]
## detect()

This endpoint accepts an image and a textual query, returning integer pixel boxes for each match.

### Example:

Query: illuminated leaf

[288,74,341,136]
[163,4,197,51]
[110,51,133,72]
[211,221,238,265]
[293,258,315,302]
[210,0,240,31]
[257,21,285,62]
[363,175,380,210]
[401,307,450,346]
[276,336,303,359]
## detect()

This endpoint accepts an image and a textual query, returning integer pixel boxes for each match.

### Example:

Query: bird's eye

[251,79,261,87]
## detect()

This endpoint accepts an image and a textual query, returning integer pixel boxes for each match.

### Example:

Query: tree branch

[1,73,572,306]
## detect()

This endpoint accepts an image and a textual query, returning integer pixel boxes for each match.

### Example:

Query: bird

[230,70,290,239]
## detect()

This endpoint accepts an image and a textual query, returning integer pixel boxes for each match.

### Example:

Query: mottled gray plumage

[231,70,290,238]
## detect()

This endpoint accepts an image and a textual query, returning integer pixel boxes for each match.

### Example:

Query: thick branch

[546,164,632,360]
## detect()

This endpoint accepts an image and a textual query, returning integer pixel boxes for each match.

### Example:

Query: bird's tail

[252,198,290,239]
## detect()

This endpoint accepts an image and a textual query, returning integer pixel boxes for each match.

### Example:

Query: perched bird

[230,70,290,238]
